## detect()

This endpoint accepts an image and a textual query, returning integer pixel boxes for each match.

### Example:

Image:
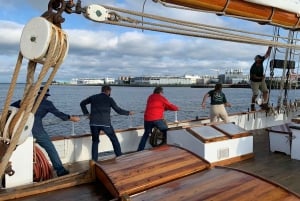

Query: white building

[223,69,249,84]
[130,76,192,85]
[77,78,105,85]
[70,77,115,85]
[195,75,217,84]
[183,74,201,84]
[104,77,115,84]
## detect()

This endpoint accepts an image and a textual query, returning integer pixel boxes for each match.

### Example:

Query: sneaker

[57,169,69,177]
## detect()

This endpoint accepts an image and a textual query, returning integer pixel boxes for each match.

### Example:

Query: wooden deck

[9,182,113,201]
[228,129,300,195]
[130,167,300,201]
[8,128,300,201]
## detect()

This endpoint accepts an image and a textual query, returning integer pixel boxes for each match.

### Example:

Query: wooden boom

[158,0,300,30]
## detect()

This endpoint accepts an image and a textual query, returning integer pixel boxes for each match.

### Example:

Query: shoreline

[50,83,252,88]
[2,83,298,89]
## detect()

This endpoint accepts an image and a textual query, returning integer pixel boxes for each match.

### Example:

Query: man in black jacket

[80,85,134,161]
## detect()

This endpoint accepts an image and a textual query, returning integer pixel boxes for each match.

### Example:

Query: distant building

[77,78,104,85]
[104,77,115,84]
[68,69,250,86]
[70,77,115,85]
[130,76,192,85]
[220,69,249,84]
[183,74,201,84]
[196,75,218,84]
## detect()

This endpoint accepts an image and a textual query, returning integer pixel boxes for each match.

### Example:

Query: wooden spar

[158,0,300,30]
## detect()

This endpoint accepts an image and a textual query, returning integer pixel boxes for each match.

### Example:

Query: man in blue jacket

[12,87,80,177]
[80,85,134,161]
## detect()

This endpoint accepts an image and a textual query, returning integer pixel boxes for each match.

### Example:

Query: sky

[0,0,293,83]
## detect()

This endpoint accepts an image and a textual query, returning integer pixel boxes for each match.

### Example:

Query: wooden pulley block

[1,107,34,145]
[20,17,69,65]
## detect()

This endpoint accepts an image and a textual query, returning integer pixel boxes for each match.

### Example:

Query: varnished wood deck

[130,167,300,201]
[94,145,210,198]
[228,129,300,195]
[8,128,300,201]
[7,181,113,201]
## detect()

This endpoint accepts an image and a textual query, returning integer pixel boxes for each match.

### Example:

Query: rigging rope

[0,17,69,178]
[277,31,295,108]
[96,4,300,49]
[266,26,280,105]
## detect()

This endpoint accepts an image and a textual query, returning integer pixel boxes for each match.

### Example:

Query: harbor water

[0,84,298,136]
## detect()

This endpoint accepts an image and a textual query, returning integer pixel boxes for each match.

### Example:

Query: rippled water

[0,84,299,136]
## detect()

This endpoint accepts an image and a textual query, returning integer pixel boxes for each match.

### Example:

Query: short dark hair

[215,83,222,91]
[254,55,263,60]
[153,86,163,94]
[101,85,111,92]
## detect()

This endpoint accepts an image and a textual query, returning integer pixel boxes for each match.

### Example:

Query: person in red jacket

[137,86,179,151]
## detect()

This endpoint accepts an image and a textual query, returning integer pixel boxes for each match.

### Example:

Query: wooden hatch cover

[212,123,252,139]
[129,166,300,201]
[186,125,229,143]
[94,145,210,198]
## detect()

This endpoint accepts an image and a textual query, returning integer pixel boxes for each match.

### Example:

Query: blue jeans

[90,125,122,161]
[33,130,66,175]
[137,120,168,151]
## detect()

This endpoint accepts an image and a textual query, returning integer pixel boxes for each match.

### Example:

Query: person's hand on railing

[70,115,80,122]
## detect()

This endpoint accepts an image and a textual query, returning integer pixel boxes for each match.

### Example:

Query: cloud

[0,0,288,83]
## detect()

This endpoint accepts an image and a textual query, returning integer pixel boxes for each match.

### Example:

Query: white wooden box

[268,124,292,155]
[290,123,300,160]
[5,136,33,188]
[167,123,253,164]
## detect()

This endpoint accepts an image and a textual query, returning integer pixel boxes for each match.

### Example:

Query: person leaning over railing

[137,86,179,151]
[80,85,134,161]
[201,83,231,123]
[11,87,80,177]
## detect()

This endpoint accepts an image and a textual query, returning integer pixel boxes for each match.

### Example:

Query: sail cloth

[244,0,300,15]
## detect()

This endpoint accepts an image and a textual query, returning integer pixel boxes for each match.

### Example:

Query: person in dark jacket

[250,46,272,111]
[80,85,134,161]
[137,86,179,151]
[11,87,80,177]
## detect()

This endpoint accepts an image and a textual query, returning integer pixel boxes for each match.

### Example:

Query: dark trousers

[90,125,122,161]
[137,120,168,151]
[33,130,66,175]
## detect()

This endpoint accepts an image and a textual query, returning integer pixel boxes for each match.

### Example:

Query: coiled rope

[33,145,53,181]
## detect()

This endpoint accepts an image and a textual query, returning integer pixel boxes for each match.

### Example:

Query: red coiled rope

[33,145,53,181]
